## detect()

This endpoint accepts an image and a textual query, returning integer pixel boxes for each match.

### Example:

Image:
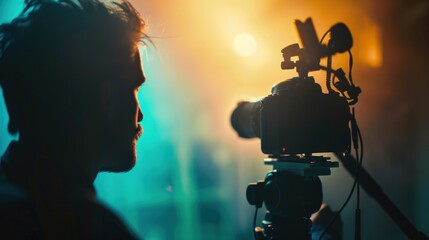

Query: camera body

[231,76,351,155]
[260,76,350,155]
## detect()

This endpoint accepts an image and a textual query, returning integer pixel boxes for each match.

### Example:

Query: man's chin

[100,158,136,172]
[100,143,137,172]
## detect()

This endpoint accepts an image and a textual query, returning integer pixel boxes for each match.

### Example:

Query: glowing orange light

[362,18,383,68]
[233,32,258,57]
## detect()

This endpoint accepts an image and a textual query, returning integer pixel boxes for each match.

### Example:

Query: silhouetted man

[0,0,146,239]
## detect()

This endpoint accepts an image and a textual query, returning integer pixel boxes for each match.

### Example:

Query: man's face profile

[0,0,149,176]
[100,50,145,172]
[0,1,150,237]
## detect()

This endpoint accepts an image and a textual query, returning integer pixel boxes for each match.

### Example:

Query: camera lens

[230,101,261,139]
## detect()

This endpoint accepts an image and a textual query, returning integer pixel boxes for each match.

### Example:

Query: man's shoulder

[0,169,138,239]
[0,168,41,239]
[0,167,30,207]
[77,195,139,239]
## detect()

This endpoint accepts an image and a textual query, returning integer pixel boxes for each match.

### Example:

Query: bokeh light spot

[233,32,258,57]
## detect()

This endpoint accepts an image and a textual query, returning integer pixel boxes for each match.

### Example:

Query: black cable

[355,149,360,206]
[356,118,364,167]
[320,29,331,44]
[321,29,333,94]
[326,42,334,93]
[352,109,360,210]
[348,50,353,84]
[354,109,364,240]
[356,147,360,207]
[253,207,259,240]
[348,50,360,106]
[319,110,364,240]
[352,108,361,240]
[318,155,358,240]
[354,118,364,212]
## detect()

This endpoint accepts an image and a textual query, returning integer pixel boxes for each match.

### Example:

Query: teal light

[0,3,241,239]
[0,1,24,155]
[94,45,196,239]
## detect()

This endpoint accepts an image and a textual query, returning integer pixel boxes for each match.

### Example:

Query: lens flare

[233,32,258,57]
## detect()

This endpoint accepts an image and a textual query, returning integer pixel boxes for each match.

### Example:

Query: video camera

[231,18,360,156]
[230,18,429,240]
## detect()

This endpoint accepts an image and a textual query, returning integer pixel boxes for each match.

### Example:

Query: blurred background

[1,0,428,239]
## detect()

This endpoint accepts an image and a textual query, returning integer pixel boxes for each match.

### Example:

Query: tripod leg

[334,153,428,240]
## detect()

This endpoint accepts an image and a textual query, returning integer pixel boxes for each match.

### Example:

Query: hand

[311,204,343,240]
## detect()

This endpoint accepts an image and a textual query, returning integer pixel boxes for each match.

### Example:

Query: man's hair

[0,0,147,136]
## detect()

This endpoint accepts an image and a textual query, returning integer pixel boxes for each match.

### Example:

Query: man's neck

[1,140,98,195]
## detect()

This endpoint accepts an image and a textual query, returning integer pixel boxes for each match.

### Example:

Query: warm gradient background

[1,0,428,239]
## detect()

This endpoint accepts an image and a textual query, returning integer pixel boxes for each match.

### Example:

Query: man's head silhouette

[0,0,147,178]
[0,1,148,238]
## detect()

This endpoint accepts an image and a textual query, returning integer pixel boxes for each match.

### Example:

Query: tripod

[247,155,338,240]
[247,154,429,240]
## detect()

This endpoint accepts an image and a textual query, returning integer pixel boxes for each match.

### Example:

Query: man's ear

[98,81,115,120]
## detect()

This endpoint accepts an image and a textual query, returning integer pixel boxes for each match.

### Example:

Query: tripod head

[246,156,338,240]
